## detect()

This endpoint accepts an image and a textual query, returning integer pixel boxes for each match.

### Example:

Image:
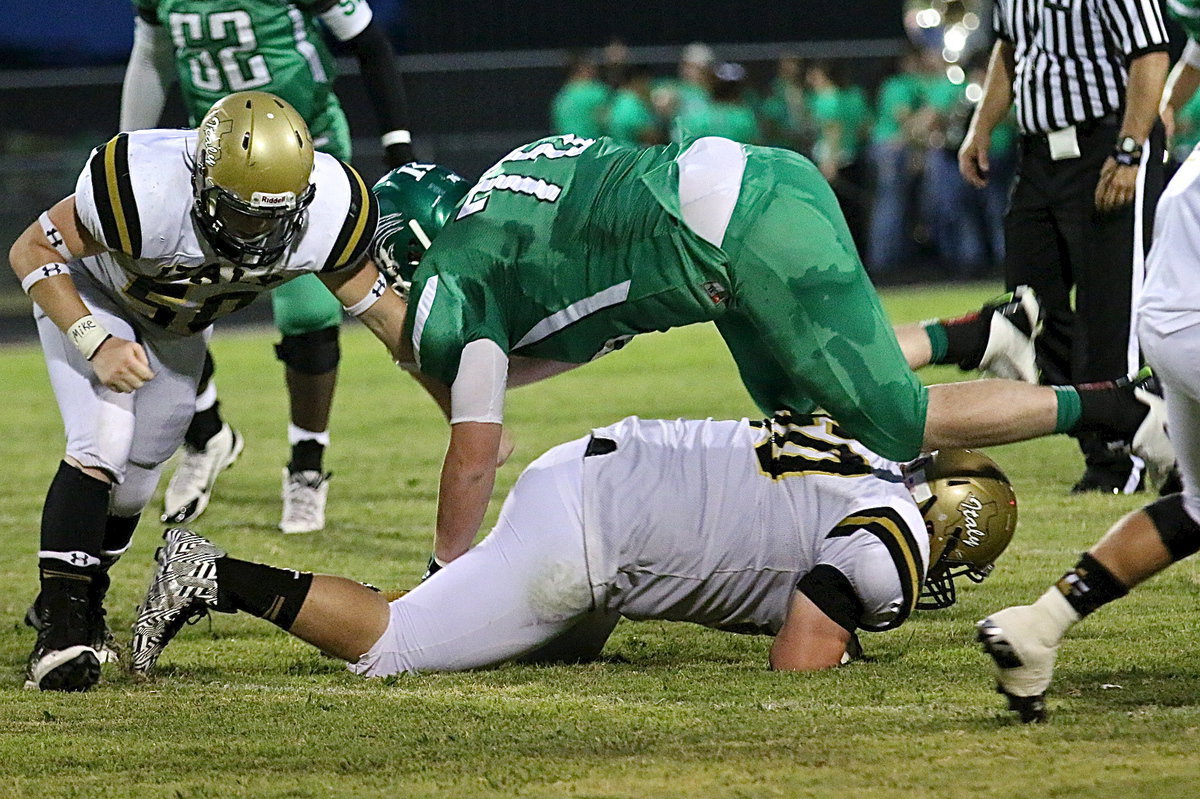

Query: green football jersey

[1168,0,1200,40]
[404,136,733,386]
[134,0,347,154]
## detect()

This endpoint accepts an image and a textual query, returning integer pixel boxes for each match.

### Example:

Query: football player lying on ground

[975,18,1200,723]
[131,412,1017,676]
[7,91,407,692]
[364,134,1171,576]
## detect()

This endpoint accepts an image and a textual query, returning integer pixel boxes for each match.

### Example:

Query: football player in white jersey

[976,55,1200,721]
[8,90,410,691]
[130,412,1017,678]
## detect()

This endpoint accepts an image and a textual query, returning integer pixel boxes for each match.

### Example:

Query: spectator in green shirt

[606,64,665,147]
[551,50,612,139]
[806,61,873,249]
[866,49,925,275]
[675,62,761,144]
[917,63,990,277]
[760,54,814,153]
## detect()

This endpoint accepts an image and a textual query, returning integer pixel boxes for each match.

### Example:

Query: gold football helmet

[192,91,316,265]
[904,449,1018,609]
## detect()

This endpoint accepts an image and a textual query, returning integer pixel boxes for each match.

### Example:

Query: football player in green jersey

[120,0,415,534]
[368,135,1170,575]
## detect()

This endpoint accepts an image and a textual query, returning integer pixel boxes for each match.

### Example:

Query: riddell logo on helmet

[251,191,297,208]
[958,494,985,547]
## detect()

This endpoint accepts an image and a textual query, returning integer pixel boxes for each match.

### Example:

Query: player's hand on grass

[92,336,154,392]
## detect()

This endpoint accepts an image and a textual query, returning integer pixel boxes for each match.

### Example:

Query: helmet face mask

[371,163,470,290]
[192,91,315,266]
[904,449,1018,609]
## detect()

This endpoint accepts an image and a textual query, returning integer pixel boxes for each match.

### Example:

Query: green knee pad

[272,274,343,337]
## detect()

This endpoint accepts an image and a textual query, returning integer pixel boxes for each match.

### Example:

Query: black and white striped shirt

[994,0,1170,134]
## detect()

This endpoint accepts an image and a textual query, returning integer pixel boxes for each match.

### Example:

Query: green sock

[923,321,948,363]
[1053,386,1082,433]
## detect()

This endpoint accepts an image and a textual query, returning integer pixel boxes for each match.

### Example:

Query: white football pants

[350,436,618,676]
[36,267,207,515]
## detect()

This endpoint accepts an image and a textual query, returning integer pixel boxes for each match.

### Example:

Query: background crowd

[552,41,1017,282]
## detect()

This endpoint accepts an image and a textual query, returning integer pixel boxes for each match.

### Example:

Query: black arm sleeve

[346,20,415,167]
[796,565,864,634]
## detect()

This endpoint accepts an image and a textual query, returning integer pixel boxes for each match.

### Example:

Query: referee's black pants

[1004,118,1164,479]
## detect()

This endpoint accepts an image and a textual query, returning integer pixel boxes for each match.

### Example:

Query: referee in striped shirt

[959,0,1170,494]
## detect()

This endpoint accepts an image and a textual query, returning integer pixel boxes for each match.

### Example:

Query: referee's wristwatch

[1113,135,1143,167]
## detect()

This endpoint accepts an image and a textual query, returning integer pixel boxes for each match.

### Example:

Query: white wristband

[381,129,412,147]
[21,263,70,294]
[342,273,389,317]
[68,314,112,360]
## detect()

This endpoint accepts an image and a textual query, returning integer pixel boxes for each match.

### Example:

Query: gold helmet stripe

[323,160,380,273]
[828,506,924,630]
[88,133,142,258]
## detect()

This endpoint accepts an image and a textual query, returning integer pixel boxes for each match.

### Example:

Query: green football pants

[717,147,928,462]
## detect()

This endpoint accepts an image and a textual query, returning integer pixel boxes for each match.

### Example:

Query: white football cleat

[279,469,330,534]
[976,590,1079,723]
[1131,377,1176,485]
[162,423,244,525]
[131,528,225,674]
[978,285,1042,383]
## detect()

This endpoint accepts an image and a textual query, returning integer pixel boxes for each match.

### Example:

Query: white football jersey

[582,413,930,634]
[71,128,377,334]
[1140,149,1200,333]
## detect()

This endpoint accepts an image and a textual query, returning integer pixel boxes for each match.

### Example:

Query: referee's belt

[584,436,618,457]
[1022,111,1120,140]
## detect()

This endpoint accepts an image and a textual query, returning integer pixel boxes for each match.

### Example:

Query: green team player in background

[120,0,415,533]
[1162,0,1200,164]
[367,134,1170,577]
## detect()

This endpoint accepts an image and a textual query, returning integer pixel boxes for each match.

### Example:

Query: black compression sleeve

[347,21,411,137]
[796,565,863,633]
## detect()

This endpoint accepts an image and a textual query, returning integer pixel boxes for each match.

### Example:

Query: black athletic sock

[214,556,314,631]
[288,440,325,474]
[39,461,110,578]
[101,514,138,564]
[1055,552,1129,618]
[935,310,990,370]
[185,402,224,450]
[1073,379,1147,437]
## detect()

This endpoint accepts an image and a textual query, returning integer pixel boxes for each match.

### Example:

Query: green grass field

[2,283,1199,798]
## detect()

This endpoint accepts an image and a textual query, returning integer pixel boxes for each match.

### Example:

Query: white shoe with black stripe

[131,528,225,674]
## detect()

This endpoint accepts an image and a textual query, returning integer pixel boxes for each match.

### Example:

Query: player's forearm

[434,422,503,562]
[1121,51,1169,143]
[434,461,496,563]
[321,0,414,165]
[969,40,1016,138]
[1164,58,1200,119]
[324,263,412,362]
[349,25,412,136]
[9,222,91,332]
